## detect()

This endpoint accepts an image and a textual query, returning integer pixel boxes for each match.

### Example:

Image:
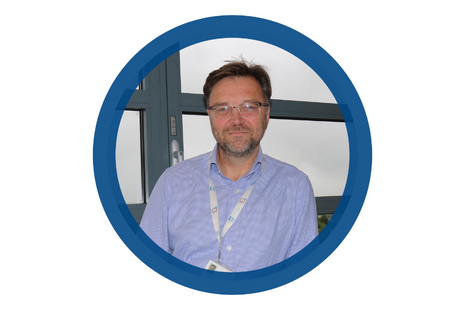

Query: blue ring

[93,15,372,294]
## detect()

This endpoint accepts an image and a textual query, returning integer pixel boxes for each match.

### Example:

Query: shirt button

[227,245,232,251]
[235,189,239,194]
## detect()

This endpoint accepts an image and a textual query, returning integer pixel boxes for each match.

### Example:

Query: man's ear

[264,105,271,129]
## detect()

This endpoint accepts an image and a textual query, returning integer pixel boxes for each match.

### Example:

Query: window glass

[136,78,146,90]
[182,114,216,159]
[116,110,144,204]
[180,38,337,104]
[182,115,349,197]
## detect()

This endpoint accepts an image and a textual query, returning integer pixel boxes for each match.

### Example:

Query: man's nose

[230,106,245,124]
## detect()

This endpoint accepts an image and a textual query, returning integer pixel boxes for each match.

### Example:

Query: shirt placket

[220,174,255,266]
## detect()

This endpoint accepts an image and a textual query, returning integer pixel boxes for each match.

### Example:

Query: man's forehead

[209,77,264,102]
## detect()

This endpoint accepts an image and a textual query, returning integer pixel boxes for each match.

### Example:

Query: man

[140,60,318,272]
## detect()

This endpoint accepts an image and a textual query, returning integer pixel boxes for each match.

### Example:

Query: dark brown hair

[203,60,272,108]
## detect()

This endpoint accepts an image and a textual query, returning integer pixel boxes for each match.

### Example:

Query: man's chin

[220,141,258,158]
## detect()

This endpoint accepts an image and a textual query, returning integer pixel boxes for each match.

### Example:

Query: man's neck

[216,146,259,182]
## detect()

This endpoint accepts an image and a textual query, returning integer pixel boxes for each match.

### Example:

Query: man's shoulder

[264,154,309,181]
[164,151,209,176]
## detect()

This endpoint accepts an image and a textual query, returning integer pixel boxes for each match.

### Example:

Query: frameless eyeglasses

[207,102,268,119]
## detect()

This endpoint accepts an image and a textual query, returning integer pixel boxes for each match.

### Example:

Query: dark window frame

[121,52,345,223]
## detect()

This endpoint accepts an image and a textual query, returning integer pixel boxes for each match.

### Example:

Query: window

[116,110,145,204]
[182,115,349,197]
[180,38,337,103]
[116,39,348,223]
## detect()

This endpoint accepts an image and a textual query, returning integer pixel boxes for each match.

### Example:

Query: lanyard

[207,151,266,262]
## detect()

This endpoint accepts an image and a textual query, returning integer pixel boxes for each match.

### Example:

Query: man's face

[207,76,270,158]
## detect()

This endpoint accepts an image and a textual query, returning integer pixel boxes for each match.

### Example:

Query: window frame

[120,52,345,223]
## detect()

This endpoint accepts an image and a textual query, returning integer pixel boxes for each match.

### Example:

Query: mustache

[223,125,252,133]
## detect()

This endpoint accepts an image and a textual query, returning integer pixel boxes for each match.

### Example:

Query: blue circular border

[93,15,372,294]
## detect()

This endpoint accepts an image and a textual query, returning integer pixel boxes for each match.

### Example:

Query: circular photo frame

[93,15,372,294]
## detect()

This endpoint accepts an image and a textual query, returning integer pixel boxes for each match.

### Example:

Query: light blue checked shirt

[140,145,318,272]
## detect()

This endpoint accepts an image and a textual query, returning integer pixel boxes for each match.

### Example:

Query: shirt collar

[209,144,264,178]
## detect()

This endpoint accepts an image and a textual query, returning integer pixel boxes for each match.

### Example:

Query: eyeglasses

[207,102,268,119]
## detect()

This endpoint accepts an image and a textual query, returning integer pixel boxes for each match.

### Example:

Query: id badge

[205,260,233,272]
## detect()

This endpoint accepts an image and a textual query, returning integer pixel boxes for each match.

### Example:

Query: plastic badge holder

[205,260,232,272]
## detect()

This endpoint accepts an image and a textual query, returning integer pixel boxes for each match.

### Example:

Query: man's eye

[244,104,258,110]
[217,106,229,112]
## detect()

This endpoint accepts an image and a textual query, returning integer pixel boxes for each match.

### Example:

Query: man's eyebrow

[211,100,261,106]
[210,101,229,106]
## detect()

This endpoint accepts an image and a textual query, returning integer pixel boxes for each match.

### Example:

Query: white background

[2,1,464,309]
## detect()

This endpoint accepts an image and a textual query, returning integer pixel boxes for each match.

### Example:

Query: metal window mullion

[165,52,184,161]
[177,93,344,122]
[145,59,170,194]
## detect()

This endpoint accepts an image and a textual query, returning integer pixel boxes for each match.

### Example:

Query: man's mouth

[226,131,251,138]
[225,126,250,134]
